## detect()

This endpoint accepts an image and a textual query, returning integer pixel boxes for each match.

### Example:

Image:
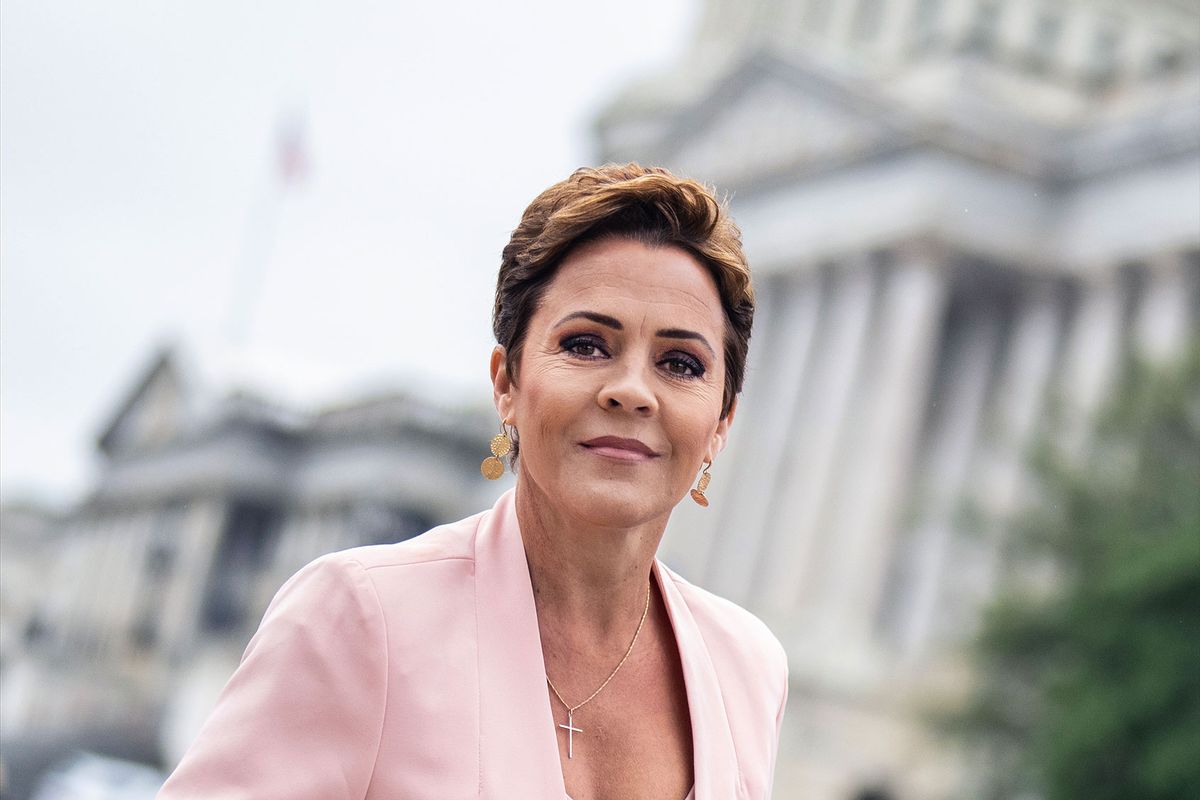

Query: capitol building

[1,0,1196,797]
[596,0,1198,796]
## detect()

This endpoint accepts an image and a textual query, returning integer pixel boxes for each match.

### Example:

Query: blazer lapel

[474,490,566,799]
[473,490,741,799]
[654,560,743,800]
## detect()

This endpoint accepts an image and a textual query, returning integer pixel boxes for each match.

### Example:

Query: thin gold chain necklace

[545,581,652,759]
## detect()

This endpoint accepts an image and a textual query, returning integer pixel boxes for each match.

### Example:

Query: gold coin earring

[690,462,713,507]
[481,421,514,480]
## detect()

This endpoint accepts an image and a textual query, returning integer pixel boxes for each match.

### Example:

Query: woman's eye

[562,335,606,358]
[662,353,705,378]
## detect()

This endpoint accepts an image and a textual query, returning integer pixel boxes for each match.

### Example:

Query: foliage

[959,344,1200,800]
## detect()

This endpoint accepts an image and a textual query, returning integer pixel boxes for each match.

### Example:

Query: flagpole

[223,112,307,349]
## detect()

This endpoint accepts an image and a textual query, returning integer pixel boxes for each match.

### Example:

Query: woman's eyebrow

[657,328,715,358]
[554,310,622,329]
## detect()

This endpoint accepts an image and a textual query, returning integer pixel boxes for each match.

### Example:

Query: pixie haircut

[492,163,754,420]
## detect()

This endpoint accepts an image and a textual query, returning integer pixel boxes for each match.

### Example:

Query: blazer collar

[474,489,742,799]
[654,558,743,799]
[474,489,564,798]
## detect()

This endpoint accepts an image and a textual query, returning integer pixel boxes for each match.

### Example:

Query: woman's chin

[546,479,675,530]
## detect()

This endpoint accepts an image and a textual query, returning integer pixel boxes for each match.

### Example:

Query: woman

[158,164,788,799]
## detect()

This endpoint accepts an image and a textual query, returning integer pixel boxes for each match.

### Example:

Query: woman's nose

[597,362,658,415]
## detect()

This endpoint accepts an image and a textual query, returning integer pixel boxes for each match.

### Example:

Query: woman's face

[492,236,735,529]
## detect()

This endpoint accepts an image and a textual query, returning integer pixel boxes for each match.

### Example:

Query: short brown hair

[493,163,754,419]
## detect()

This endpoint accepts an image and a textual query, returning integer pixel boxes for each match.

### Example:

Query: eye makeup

[553,311,715,359]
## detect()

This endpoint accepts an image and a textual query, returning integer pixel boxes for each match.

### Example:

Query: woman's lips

[580,436,659,462]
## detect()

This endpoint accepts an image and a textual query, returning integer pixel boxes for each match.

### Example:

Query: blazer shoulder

[660,563,787,679]
[324,507,487,572]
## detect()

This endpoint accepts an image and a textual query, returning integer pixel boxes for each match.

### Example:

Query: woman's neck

[514,478,665,642]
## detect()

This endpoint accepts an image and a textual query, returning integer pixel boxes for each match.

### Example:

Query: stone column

[659,270,786,583]
[89,511,126,651]
[986,282,1060,503]
[942,280,1063,640]
[998,0,1039,51]
[1057,272,1124,458]
[755,256,879,623]
[1056,5,1095,81]
[878,0,924,58]
[703,271,823,605]
[1132,251,1193,365]
[69,518,113,654]
[106,510,153,650]
[975,282,1062,517]
[44,519,90,651]
[895,298,1005,662]
[770,0,811,44]
[827,0,865,42]
[939,0,974,47]
[808,245,948,646]
[161,498,227,656]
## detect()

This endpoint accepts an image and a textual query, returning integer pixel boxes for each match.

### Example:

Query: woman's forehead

[537,239,724,328]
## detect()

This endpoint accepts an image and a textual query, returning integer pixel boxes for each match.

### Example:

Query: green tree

[960,344,1200,800]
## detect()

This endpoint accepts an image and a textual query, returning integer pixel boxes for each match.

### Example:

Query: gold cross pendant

[558,710,583,759]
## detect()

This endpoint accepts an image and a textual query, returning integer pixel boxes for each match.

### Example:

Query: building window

[1085,25,1122,90]
[127,502,185,650]
[23,613,50,647]
[130,617,158,649]
[962,0,1003,55]
[1147,35,1184,76]
[144,502,183,580]
[1025,9,1063,73]
[145,539,175,578]
[853,788,895,800]
[201,501,280,633]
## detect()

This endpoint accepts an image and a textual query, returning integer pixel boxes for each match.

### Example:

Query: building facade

[595,0,1199,796]
[2,3,1196,795]
[0,348,506,770]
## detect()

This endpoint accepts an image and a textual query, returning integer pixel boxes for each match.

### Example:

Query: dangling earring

[481,421,514,480]
[690,462,712,507]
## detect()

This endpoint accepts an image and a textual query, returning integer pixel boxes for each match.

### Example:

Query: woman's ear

[705,398,737,463]
[490,345,515,423]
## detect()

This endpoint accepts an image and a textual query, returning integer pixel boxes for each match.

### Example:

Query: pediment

[657,52,914,189]
[97,348,190,457]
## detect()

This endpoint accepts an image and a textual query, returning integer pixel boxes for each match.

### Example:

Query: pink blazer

[158,489,788,799]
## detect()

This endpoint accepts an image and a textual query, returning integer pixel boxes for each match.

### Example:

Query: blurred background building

[596,0,1199,796]
[0,347,506,795]
[1,0,1198,798]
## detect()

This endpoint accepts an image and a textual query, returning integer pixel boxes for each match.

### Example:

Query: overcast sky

[1,0,697,505]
